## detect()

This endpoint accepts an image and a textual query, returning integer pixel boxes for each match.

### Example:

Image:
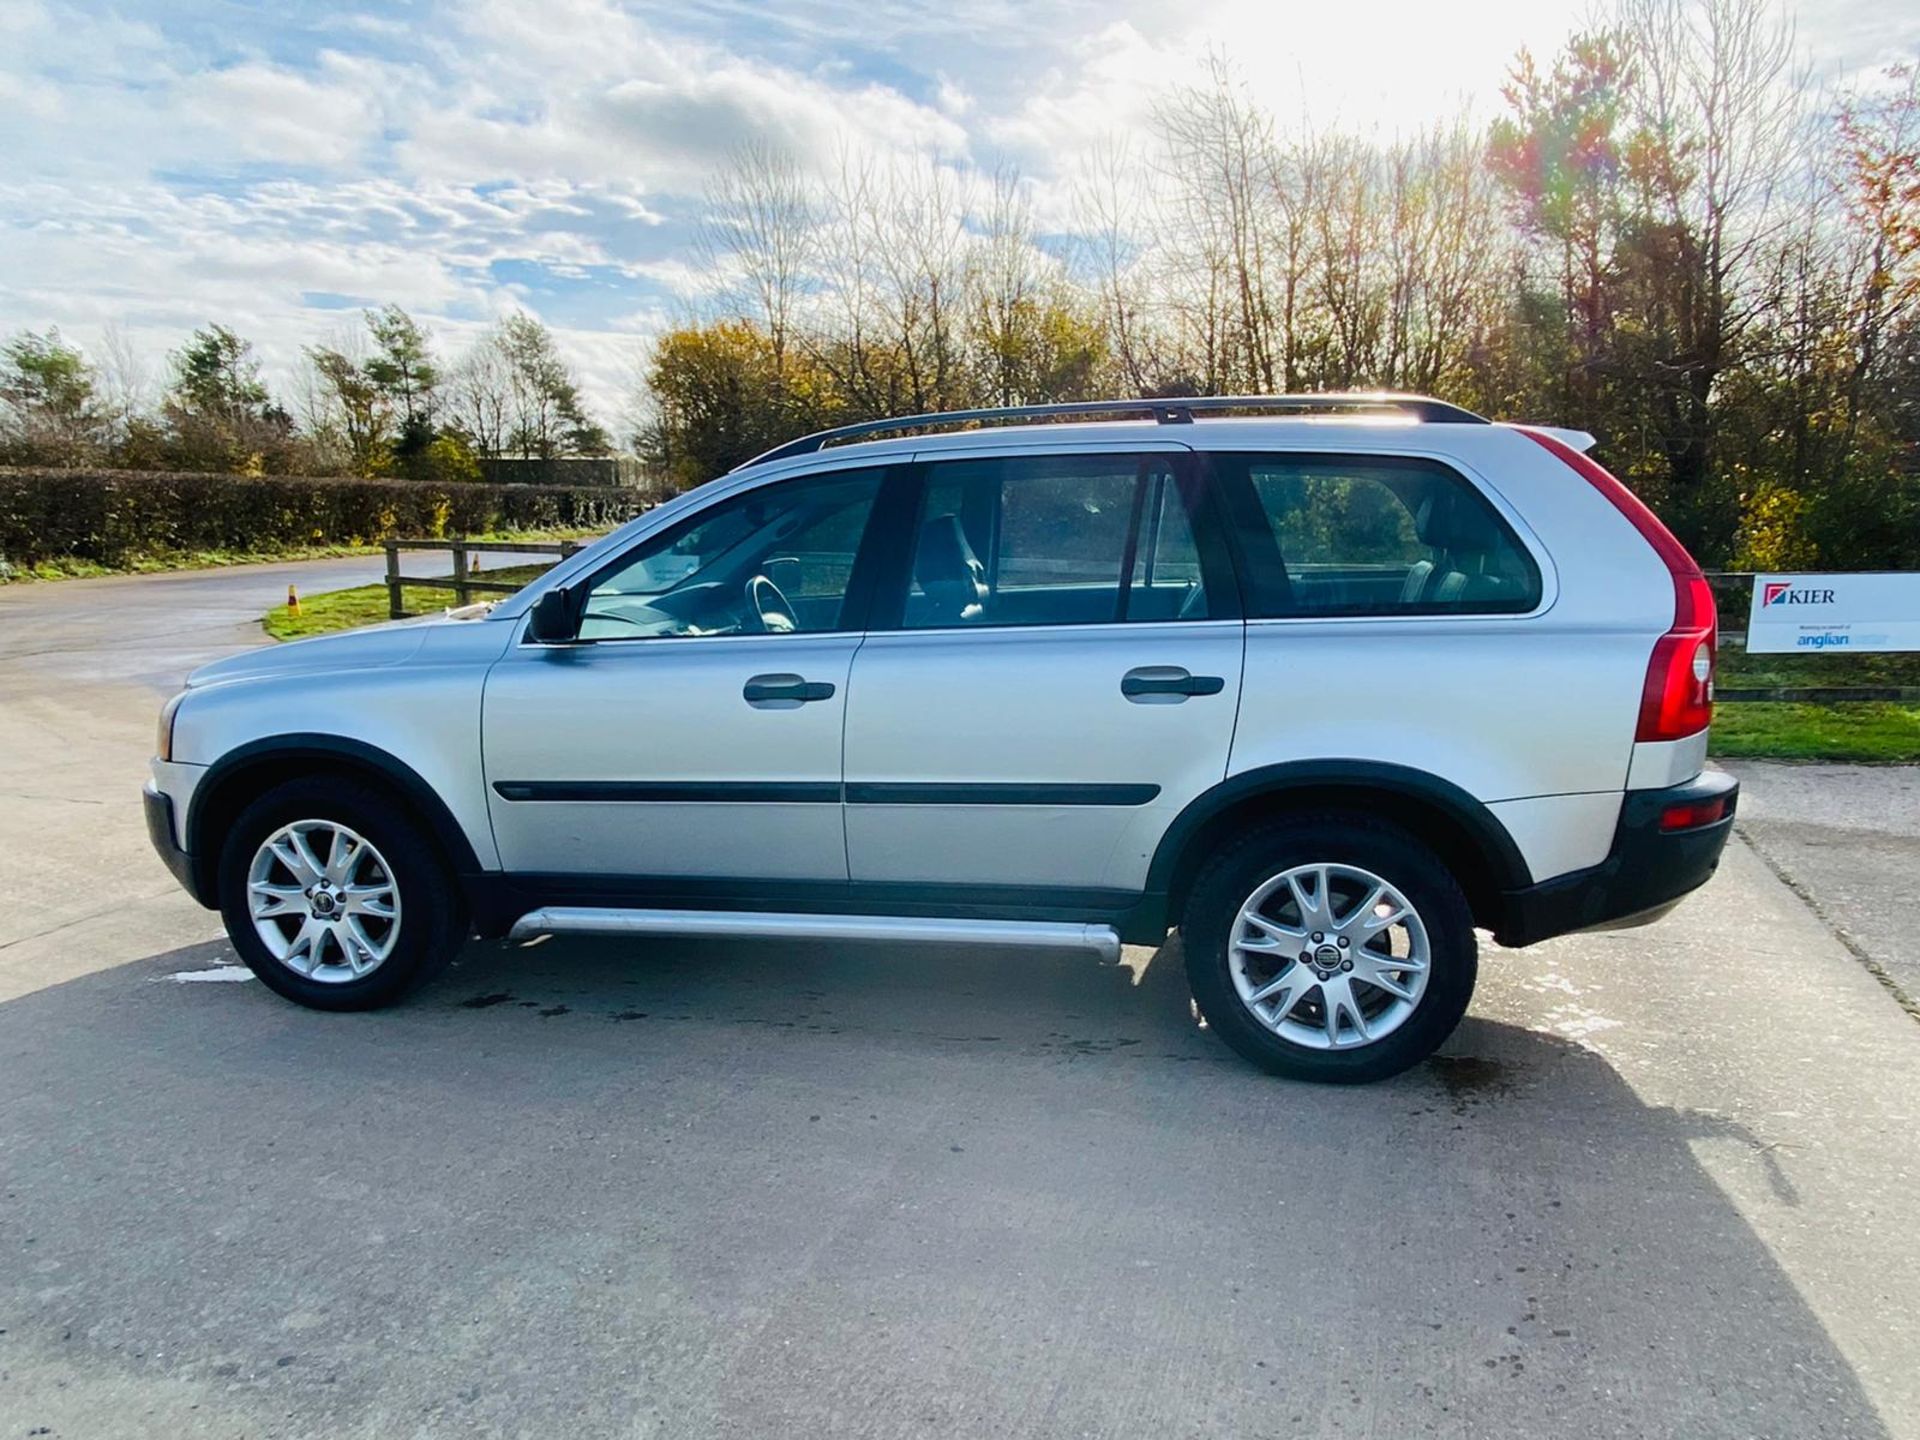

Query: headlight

[156,692,186,762]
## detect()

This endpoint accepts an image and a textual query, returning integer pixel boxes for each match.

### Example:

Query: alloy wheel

[246,819,402,983]
[1227,862,1431,1050]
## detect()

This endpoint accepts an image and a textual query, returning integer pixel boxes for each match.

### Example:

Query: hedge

[0,467,654,568]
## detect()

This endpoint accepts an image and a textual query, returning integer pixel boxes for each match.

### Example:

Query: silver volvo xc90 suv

[147,394,1736,1082]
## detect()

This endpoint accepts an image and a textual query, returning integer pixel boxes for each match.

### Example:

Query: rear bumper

[144,782,207,903]
[1493,770,1738,947]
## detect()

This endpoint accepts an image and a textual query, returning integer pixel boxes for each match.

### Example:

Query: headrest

[1412,489,1494,552]
[916,514,974,586]
[915,513,985,615]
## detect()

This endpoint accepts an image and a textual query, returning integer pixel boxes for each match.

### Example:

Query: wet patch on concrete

[1426,1054,1512,1111]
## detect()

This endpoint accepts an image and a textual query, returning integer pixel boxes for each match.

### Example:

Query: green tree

[422,431,483,483]
[496,313,602,460]
[640,321,825,488]
[0,328,103,465]
[304,345,392,476]
[1489,32,1632,426]
[170,325,272,423]
[164,325,293,474]
[364,305,438,426]
[364,305,440,475]
[981,292,1107,405]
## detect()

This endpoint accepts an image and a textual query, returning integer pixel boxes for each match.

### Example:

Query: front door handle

[744,673,837,707]
[1121,666,1226,703]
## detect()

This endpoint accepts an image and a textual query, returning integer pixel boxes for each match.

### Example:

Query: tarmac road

[1,559,1917,1439]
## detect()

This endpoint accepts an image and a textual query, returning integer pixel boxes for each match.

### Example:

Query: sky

[2,0,1915,432]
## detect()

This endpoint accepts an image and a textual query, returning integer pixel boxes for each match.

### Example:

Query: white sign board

[1746,573,1920,653]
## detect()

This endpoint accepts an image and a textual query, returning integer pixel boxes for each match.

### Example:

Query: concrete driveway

[2,559,1918,1438]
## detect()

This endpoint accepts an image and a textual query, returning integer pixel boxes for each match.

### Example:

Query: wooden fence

[383,538,587,619]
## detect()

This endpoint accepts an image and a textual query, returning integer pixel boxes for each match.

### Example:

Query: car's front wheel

[217,776,465,1010]
[1183,813,1477,1083]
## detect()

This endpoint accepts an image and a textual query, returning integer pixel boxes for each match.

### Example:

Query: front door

[841,448,1244,897]
[482,466,889,881]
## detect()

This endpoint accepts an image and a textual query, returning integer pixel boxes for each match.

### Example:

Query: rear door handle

[744,673,837,706]
[1121,666,1226,703]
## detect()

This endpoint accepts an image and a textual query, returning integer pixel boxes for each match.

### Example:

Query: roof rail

[734,392,1489,470]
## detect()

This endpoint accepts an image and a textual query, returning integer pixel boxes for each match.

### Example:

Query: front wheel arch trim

[185,735,484,905]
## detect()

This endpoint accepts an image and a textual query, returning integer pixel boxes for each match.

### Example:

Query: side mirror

[525,587,580,644]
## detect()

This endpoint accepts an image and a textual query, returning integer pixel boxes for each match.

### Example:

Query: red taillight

[1521,429,1716,743]
[1637,578,1716,741]
[1659,795,1729,831]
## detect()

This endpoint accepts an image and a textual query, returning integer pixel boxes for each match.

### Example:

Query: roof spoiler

[1529,426,1596,453]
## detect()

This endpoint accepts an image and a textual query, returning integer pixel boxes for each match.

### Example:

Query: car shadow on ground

[0,932,1888,1438]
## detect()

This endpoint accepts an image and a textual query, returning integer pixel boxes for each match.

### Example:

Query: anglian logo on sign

[1762,581,1837,607]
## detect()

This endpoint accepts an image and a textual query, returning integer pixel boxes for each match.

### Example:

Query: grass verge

[263,563,552,641]
[1710,702,1920,763]
[1716,643,1920,690]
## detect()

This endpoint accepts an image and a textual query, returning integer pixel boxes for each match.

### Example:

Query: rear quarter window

[1215,453,1541,619]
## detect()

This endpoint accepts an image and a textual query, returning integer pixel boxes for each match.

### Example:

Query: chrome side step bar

[507,907,1122,963]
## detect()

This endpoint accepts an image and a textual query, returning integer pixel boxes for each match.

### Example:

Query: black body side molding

[493,781,1163,807]
[493,780,842,804]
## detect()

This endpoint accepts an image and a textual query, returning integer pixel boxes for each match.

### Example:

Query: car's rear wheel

[217,776,465,1010]
[1183,813,1476,1083]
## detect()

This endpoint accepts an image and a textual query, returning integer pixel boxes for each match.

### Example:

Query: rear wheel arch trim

[1147,762,1531,910]
[186,735,483,901]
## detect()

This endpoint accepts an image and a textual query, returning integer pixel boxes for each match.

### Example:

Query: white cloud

[179,59,385,168]
[1,0,1916,429]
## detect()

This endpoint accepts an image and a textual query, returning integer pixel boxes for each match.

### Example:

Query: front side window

[579,472,882,640]
[902,453,1212,629]
[1218,454,1540,618]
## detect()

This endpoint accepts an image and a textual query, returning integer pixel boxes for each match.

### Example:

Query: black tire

[217,775,466,1011]
[1182,811,1477,1084]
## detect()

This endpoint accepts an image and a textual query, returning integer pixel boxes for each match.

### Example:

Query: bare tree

[1835,63,1920,447]
[95,322,153,443]
[1313,133,1386,386]
[446,326,515,459]
[873,160,972,412]
[699,140,815,369]
[806,145,890,415]
[1071,139,1160,393]
[1153,56,1283,392]
[969,165,1046,405]
[1617,0,1808,498]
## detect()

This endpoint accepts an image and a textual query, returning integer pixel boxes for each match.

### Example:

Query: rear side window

[901,453,1215,629]
[1216,454,1540,618]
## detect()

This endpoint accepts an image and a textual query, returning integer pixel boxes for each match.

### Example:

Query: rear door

[841,446,1244,897]
[1209,448,1633,878]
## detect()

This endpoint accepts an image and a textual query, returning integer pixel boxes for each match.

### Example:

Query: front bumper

[1494,770,1739,947]
[144,782,203,900]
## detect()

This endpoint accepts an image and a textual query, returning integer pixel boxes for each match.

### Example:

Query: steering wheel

[746,574,799,634]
